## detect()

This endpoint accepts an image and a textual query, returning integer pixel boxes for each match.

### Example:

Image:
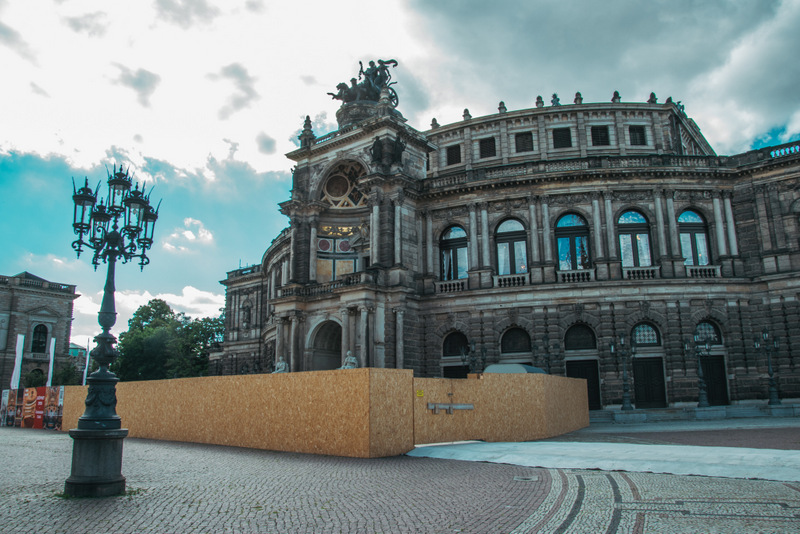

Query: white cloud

[163,217,214,252]
[71,285,223,342]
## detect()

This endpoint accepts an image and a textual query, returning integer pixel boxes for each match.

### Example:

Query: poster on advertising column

[22,387,37,428]
[44,386,63,430]
[33,387,46,429]
[0,390,8,427]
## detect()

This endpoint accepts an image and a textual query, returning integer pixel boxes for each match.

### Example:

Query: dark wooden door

[700,355,729,406]
[633,357,667,408]
[566,360,602,410]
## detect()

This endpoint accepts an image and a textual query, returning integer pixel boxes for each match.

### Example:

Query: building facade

[0,272,78,388]
[217,71,800,410]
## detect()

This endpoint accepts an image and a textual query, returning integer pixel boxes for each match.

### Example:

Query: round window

[325,175,349,198]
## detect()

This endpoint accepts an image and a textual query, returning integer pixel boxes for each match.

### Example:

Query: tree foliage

[113,299,224,381]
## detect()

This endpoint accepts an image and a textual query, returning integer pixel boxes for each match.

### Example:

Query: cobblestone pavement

[2,427,800,533]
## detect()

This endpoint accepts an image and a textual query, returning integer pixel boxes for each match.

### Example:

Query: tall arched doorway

[311,321,342,371]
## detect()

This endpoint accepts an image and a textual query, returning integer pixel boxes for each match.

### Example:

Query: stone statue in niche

[391,136,405,165]
[272,356,288,373]
[339,350,359,369]
[371,137,383,164]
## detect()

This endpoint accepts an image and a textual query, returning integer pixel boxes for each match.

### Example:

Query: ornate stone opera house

[218,66,800,411]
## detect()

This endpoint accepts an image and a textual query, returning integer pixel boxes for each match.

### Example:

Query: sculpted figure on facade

[339,350,359,369]
[272,355,288,373]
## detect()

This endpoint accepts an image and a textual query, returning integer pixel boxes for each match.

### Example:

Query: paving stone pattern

[2,428,799,533]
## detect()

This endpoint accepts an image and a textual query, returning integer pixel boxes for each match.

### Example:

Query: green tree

[52,362,83,385]
[22,368,46,388]
[114,299,224,381]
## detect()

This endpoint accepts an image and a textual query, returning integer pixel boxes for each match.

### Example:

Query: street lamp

[610,334,634,410]
[684,335,711,408]
[538,334,560,374]
[754,327,781,406]
[460,341,486,374]
[65,165,159,497]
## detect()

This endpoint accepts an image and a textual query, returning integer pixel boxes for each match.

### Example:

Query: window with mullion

[556,214,591,270]
[496,219,528,275]
[441,226,469,280]
[618,210,652,267]
[31,324,48,353]
[678,210,710,266]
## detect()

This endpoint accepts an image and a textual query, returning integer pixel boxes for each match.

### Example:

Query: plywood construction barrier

[413,373,589,445]
[62,369,589,458]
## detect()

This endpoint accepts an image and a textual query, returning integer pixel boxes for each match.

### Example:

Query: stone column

[468,203,478,268]
[654,190,668,257]
[359,306,368,368]
[723,192,739,256]
[416,213,424,273]
[289,316,298,372]
[371,198,380,265]
[340,308,350,365]
[394,198,402,266]
[542,199,552,263]
[604,193,616,259]
[308,221,318,281]
[394,308,405,369]
[289,224,296,280]
[426,212,434,275]
[281,258,289,285]
[480,203,490,268]
[528,197,540,263]
[591,192,604,258]
[665,190,680,256]
[276,317,286,365]
[712,193,728,256]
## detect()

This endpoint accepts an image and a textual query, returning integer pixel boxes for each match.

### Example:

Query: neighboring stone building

[0,272,78,388]
[217,63,800,410]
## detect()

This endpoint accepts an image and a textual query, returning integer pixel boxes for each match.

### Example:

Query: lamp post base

[64,428,128,497]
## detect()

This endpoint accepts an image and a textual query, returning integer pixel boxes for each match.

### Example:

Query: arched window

[31,324,48,353]
[555,214,591,270]
[678,210,710,266]
[695,321,722,345]
[632,323,660,346]
[501,327,531,354]
[564,324,596,350]
[440,226,469,281]
[443,331,470,357]
[618,210,652,267]
[496,219,528,275]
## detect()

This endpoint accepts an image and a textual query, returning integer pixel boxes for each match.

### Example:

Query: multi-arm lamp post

[64,165,159,497]
[539,334,560,374]
[754,327,781,406]
[460,341,487,374]
[610,334,635,411]
[684,335,711,408]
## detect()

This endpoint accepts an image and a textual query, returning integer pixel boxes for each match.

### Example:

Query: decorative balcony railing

[687,265,720,278]
[279,272,372,297]
[493,273,530,288]
[434,279,468,293]
[622,266,660,280]
[556,269,595,283]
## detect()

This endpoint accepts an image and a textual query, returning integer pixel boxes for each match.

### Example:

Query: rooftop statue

[328,59,399,108]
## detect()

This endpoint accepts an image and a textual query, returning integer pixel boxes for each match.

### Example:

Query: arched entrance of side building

[310,320,342,371]
[630,323,668,408]
[563,324,602,411]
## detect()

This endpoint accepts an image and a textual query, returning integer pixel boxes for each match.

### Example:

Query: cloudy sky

[2,0,799,345]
